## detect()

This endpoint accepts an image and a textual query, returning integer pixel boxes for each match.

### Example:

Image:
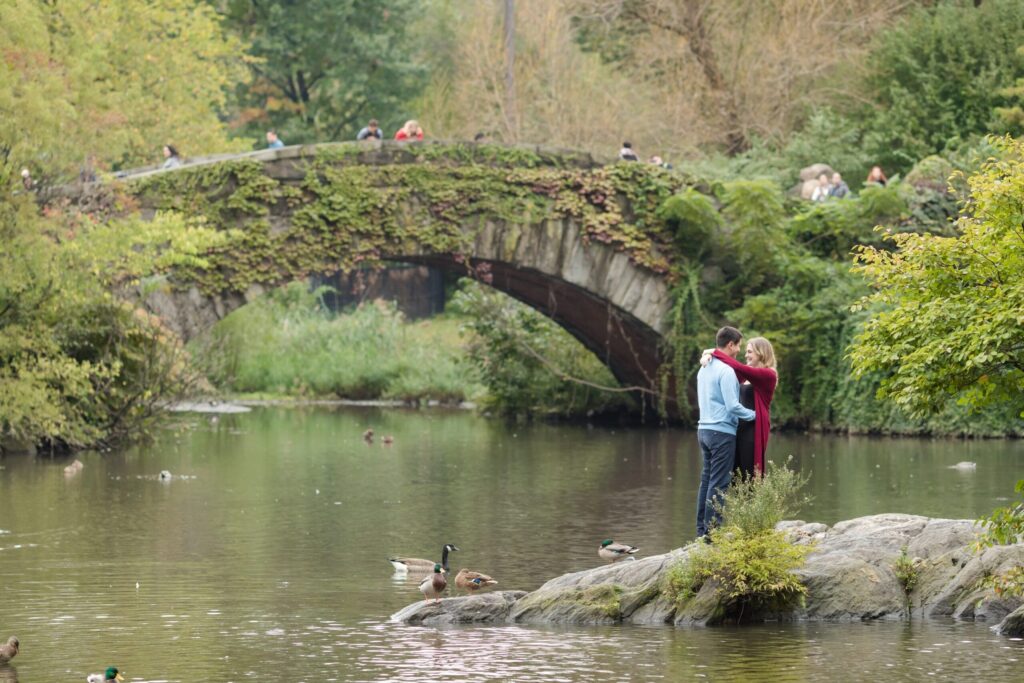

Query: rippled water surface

[1,407,1022,681]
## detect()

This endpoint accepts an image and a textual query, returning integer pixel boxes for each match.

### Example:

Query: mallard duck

[454,569,498,592]
[63,460,84,475]
[388,543,458,574]
[598,539,639,562]
[382,435,394,445]
[419,563,447,603]
[86,666,123,682]
[0,636,17,663]
[362,429,374,443]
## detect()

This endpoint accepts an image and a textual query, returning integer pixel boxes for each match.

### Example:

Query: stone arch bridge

[55,142,689,414]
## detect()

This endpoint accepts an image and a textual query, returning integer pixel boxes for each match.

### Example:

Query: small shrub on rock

[663,461,813,621]
[974,479,1024,598]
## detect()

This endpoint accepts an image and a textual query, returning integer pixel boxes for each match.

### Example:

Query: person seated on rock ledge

[829,172,850,199]
[811,172,833,202]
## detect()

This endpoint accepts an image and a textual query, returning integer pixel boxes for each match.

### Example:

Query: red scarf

[712,349,777,475]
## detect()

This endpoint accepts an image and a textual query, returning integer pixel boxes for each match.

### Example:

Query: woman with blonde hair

[703,336,778,477]
[394,119,424,141]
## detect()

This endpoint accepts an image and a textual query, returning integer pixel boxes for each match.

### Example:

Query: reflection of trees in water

[0,665,19,683]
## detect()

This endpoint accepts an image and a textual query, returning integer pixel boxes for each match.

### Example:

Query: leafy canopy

[0,0,249,179]
[0,198,225,448]
[213,0,428,143]
[849,135,1024,420]
[859,0,1024,171]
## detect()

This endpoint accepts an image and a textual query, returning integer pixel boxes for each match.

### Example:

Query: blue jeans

[696,429,736,538]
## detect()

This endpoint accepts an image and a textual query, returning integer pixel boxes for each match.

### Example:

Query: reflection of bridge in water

[53,142,685,416]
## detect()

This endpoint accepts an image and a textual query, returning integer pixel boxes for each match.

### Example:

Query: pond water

[1,406,1022,682]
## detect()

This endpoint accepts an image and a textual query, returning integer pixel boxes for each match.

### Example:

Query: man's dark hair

[623,141,632,148]
[715,326,742,349]
[368,119,378,127]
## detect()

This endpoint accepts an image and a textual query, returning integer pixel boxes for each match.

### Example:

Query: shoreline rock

[391,514,1024,635]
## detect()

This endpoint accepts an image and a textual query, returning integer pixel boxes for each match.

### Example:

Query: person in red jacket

[703,336,778,477]
[394,119,424,141]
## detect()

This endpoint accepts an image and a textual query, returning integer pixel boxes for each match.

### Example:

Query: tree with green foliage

[849,135,1024,597]
[849,135,1024,420]
[0,196,225,450]
[860,0,1024,172]
[0,0,248,179]
[0,0,250,451]
[449,281,636,419]
[211,0,428,143]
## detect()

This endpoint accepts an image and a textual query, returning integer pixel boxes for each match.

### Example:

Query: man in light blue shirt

[695,325,755,539]
[266,130,285,149]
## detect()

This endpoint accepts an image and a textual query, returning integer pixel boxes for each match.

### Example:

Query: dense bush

[0,200,219,450]
[190,283,476,404]
[859,0,1024,173]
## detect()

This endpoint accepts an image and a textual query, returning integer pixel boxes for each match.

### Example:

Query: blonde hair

[747,337,777,371]
[404,119,420,135]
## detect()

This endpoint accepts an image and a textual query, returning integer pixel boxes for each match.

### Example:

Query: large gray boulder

[390,590,526,625]
[799,163,835,182]
[390,515,1024,634]
[510,552,682,625]
[996,604,1024,637]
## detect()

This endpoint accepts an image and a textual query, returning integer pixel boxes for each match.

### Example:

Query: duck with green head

[418,563,447,603]
[598,539,639,562]
[87,666,123,682]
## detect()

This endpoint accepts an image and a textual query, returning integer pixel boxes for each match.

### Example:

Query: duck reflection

[0,664,19,683]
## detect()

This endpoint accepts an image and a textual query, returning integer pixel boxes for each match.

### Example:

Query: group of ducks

[1,636,121,682]
[390,540,640,604]
[389,544,497,603]
[362,429,394,445]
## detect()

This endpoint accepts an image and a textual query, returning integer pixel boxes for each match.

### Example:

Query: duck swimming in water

[0,636,17,663]
[86,666,123,682]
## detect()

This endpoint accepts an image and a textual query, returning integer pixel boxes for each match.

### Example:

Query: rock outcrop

[391,514,1024,635]
[391,590,527,626]
[996,604,1024,637]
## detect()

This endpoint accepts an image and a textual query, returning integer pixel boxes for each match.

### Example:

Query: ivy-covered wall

[129,144,689,297]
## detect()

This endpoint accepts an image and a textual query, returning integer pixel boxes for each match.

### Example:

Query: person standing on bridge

[394,120,424,141]
[161,144,182,169]
[694,326,755,541]
[357,119,383,140]
[266,130,285,149]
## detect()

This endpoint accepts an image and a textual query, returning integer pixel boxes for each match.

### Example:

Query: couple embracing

[695,326,778,540]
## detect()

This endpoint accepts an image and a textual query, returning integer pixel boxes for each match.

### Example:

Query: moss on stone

[123,145,690,299]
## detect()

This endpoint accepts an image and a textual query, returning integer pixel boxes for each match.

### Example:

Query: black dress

[734,382,756,479]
